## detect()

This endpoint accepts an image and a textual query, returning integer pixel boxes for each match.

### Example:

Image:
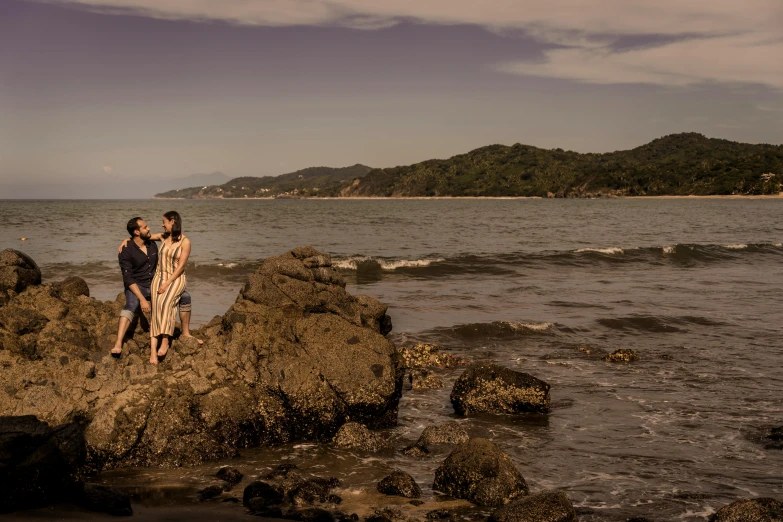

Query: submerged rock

[433,438,528,507]
[708,497,783,521]
[198,485,225,501]
[332,422,391,452]
[603,349,639,362]
[0,247,404,471]
[399,343,469,369]
[450,363,550,416]
[216,465,244,486]
[377,470,422,498]
[0,415,86,513]
[488,490,577,522]
[0,249,41,294]
[403,421,469,456]
[77,484,133,516]
[408,369,444,389]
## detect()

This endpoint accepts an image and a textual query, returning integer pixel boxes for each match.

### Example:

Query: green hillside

[154,164,373,199]
[339,133,783,197]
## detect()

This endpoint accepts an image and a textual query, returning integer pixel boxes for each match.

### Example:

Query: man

[111,217,200,356]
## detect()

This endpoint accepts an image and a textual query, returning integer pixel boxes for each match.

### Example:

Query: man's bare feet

[181,333,203,345]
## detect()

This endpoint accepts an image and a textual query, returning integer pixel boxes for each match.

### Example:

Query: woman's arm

[117,233,164,253]
[157,238,192,294]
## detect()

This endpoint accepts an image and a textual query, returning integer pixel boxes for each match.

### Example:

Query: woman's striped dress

[150,237,187,337]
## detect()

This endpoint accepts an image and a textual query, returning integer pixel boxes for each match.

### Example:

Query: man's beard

[140,231,151,240]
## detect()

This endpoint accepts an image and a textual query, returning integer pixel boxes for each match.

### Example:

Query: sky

[0,0,782,198]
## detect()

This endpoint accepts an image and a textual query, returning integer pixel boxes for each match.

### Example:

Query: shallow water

[1,199,782,520]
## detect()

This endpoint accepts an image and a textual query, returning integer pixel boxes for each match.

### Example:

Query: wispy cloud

[39,0,783,88]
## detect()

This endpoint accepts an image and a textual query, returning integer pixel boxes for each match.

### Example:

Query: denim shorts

[120,286,191,321]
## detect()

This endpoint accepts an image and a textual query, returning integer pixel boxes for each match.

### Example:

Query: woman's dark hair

[126,217,142,238]
[163,211,182,243]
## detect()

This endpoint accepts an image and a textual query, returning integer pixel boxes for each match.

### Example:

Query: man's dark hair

[126,217,142,238]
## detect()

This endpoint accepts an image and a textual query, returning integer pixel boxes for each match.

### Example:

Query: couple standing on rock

[111,211,201,364]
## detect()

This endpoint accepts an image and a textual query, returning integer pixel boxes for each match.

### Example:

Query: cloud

[42,0,783,88]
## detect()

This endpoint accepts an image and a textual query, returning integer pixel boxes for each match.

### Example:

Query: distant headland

[153,133,783,199]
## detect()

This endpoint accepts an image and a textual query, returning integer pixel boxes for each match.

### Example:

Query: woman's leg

[150,335,159,364]
[157,334,170,357]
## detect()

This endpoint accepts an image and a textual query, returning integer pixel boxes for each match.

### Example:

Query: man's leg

[112,290,139,355]
[178,291,202,344]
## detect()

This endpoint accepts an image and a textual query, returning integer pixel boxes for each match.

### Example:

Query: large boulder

[451,363,550,416]
[488,491,577,522]
[708,498,783,521]
[0,415,86,513]
[403,421,469,456]
[332,422,391,452]
[377,471,421,498]
[0,247,404,471]
[433,438,528,507]
[0,249,41,295]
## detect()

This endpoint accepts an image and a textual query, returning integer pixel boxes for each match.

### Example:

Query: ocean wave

[436,320,558,340]
[333,256,445,271]
[723,244,748,250]
[597,314,728,333]
[574,247,625,255]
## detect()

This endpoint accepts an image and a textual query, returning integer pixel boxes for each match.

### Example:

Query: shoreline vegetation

[154,133,783,200]
[153,193,783,200]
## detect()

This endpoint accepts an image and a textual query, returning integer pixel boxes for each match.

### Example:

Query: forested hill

[338,133,783,197]
[154,164,372,199]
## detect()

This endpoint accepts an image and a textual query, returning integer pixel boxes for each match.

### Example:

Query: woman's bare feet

[111,343,123,356]
[157,337,169,358]
[181,333,203,345]
[149,355,158,364]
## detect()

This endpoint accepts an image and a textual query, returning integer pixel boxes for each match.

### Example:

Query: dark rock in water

[708,497,783,521]
[243,481,284,507]
[252,505,284,518]
[198,484,224,501]
[766,425,783,448]
[408,369,443,389]
[216,465,243,486]
[291,507,337,522]
[265,463,299,480]
[77,484,133,516]
[603,349,639,362]
[0,247,403,471]
[289,477,341,506]
[626,518,653,522]
[367,507,405,522]
[377,470,422,498]
[401,444,429,457]
[53,276,90,299]
[426,509,453,519]
[433,438,528,507]
[450,363,550,416]
[399,343,469,369]
[488,490,577,522]
[418,422,469,446]
[0,415,86,513]
[409,500,425,507]
[333,422,391,452]
[0,249,41,294]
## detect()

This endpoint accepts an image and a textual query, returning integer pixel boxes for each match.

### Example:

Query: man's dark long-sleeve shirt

[118,239,158,289]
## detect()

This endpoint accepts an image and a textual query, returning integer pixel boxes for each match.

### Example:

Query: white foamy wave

[217,262,238,268]
[663,245,676,254]
[574,247,624,255]
[773,243,782,247]
[333,256,444,270]
[724,244,748,250]
[506,321,555,332]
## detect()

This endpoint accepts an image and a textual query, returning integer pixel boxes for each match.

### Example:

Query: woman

[150,211,191,364]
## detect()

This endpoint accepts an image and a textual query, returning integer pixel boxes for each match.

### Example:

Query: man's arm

[118,233,163,253]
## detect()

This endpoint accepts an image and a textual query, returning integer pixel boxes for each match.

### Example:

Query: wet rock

[403,422,468,456]
[426,509,453,519]
[409,500,425,507]
[216,465,243,486]
[488,490,577,522]
[333,422,391,452]
[401,444,429,457]
[0,415,86,513]
[708,497,783,521]
[377,470,422,498]
[265,463,299,480]
[603,349,639,362]
[53,276,90,299]
[766,426,783,449]
[243,481,284,507]
[198,485,225,501]
[450,363,551,416]
[77,484,133,516]
[251,505,284,518]
[289,477,341,506]
[0,247,404,471]
[433,438,528,507]
[0,249,41,294]
[291,507,337,522]
[367,507,405,522]
[399,343,469,369]
[409,369,443,389]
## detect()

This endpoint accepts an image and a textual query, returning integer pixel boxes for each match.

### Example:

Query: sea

[1,198,782,521]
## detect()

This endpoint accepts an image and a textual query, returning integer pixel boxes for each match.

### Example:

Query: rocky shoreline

[1,247,781,521]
